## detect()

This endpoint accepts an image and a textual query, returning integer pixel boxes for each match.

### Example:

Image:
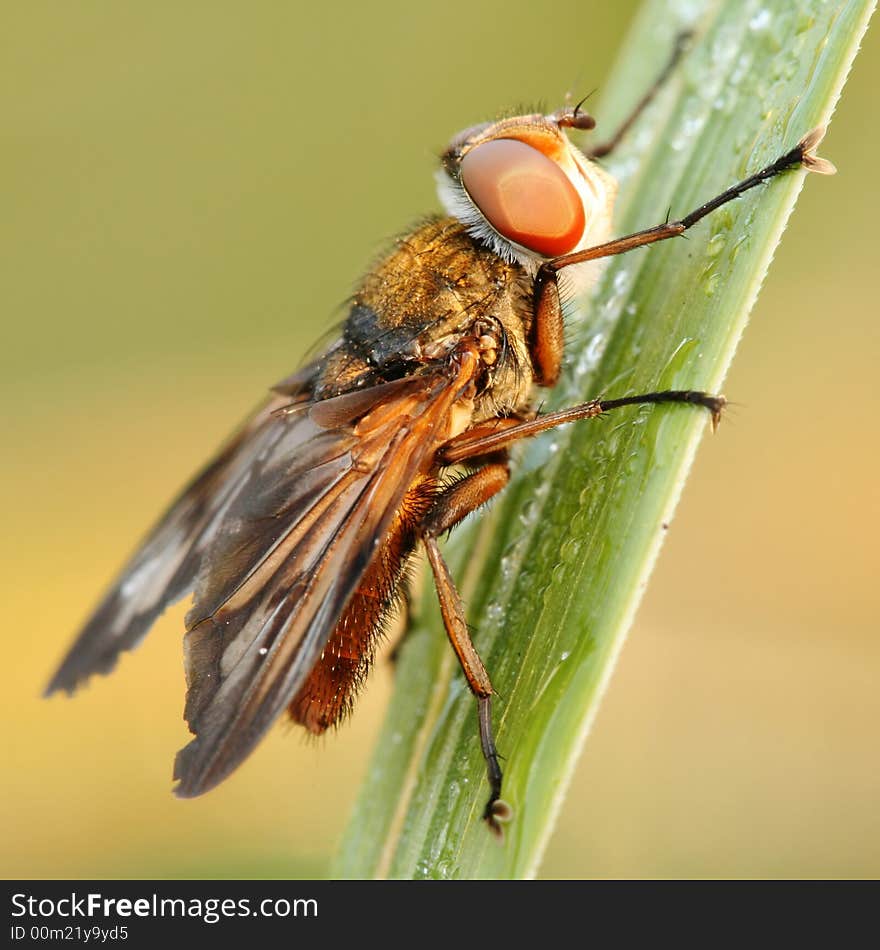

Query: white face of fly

[437,110,619,297]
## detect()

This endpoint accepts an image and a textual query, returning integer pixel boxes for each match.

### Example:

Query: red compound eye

[460,138,585,257]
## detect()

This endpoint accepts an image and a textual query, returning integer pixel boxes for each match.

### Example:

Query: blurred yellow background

[4,2,877,879]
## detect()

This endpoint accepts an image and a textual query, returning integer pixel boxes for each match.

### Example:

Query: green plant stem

[335,0,875,879]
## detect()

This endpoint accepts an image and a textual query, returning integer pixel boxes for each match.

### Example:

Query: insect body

[47,51,833,835]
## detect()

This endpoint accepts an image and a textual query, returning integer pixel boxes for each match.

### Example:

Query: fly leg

[427,391,719,834]
[421,460,512,837]
[532,127,834,386]
[428,389,722,834]
[440,391,725,465]
[582,29,693,160]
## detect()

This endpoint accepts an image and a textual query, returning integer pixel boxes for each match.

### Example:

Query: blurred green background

[4,1,877,879]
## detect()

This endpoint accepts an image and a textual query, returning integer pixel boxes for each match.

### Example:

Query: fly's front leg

[422,459,512,837]
[535,127,834,329]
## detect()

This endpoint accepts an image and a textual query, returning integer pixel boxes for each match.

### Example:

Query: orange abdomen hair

[288,476,437,733]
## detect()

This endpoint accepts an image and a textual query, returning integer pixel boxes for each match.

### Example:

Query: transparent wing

[45,383,311,697]
[173,364,477,796]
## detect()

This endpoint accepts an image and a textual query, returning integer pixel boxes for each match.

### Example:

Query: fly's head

[437,107,618,294]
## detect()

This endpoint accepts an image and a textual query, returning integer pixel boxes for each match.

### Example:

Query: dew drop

[706,233,726,258]
[670,104,707,152]
[729,52,753,87]
[796,12,815,34]
[612,268,630,293]
[749,8,772,32]
[447,780,461,809]
[519,499,538,527]
[485,601,504,623]
[585,331,606,365]
[559,538,581,565]
[703,272,721,297]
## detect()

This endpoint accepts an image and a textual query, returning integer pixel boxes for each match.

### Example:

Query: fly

[46,38,834,836]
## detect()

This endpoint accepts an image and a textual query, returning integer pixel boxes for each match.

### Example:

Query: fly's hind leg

[421,459,512,837]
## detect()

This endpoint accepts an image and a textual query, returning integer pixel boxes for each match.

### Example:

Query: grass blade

[335,0,875,879]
